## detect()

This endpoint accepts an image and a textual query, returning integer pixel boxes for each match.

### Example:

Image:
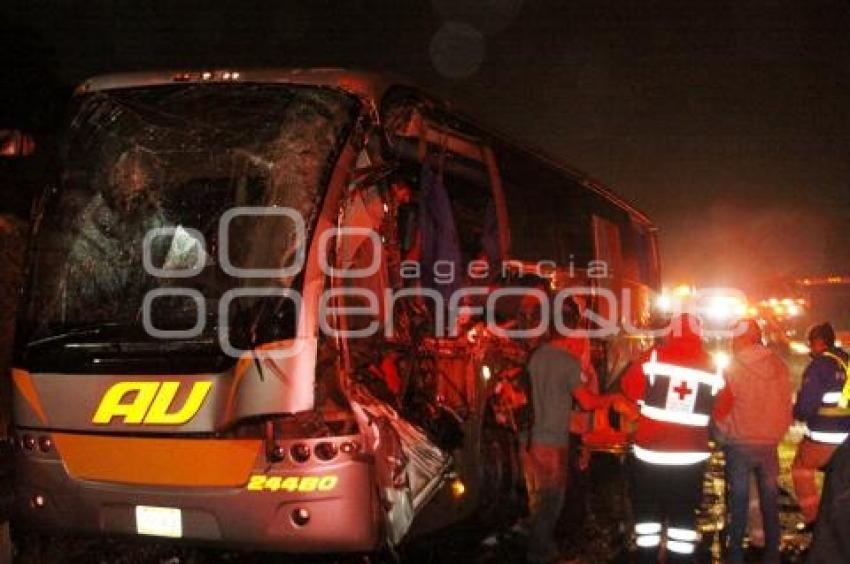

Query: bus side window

[497,146,593,268]
[592,215,624,282]
[441,163,500,273]
[620,221,659,288]
[637,225,660,288]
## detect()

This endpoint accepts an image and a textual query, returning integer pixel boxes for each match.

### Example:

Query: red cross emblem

[673,380,694,401]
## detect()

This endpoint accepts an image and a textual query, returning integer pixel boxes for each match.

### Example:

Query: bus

[9,69,659,558]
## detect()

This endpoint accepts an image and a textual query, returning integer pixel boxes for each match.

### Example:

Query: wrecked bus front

[11,78,387,552]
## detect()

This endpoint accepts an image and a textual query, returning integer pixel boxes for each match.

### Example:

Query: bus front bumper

[12,439,381,553]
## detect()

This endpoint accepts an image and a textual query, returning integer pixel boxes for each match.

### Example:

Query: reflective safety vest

[637,350,725,428]
[819,352,850,412]
[633,444,711,465]
[807,351,850,445]
[634,521,699,555]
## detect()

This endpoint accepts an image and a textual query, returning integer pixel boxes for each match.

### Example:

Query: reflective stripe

[667,540,695,554]
[821,352,850,408]
[818,391,850,416]
[635,522,662,535]
[633,445,710,465]
[805,428,849,445]
[817,406,850,417]
[668,527,699,542]
[822,351,848,373]
[638,402,710,427]
[823,391,842,405]
[636,534,661,548]
[642,350,725,391]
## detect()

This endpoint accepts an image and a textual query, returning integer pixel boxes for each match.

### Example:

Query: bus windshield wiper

[25,322,128,350]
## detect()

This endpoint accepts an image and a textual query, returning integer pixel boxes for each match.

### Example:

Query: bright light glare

[674,284,692,297]
[789,341,810,355]
[450,478,466,498]
[481,365,492,381]
[656,294,673,311]
[712,351,731,371]
[705,296,742,322]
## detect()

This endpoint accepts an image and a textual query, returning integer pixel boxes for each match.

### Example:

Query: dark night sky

[3,0,850,292]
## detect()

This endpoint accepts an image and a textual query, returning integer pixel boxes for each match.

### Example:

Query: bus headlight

[38,436,53,453]
[290,443,311,463]
[314,442,338,462]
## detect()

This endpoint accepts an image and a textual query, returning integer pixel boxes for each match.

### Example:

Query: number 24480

[246,475,338,493]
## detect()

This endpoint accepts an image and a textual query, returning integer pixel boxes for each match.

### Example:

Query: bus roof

[77,68,656,230]
[76,67,396,102]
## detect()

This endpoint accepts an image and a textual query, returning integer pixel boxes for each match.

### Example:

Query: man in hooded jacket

[719,319,792,563]
[621,314,733,563]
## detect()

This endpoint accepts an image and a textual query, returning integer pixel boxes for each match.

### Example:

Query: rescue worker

[791,322,850,529]
[620,313,733,562]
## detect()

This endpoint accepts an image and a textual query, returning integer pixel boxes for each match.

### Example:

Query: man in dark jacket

[792,322,850,528]
[808,438,850,563]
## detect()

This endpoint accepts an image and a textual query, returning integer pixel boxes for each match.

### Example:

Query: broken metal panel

[349,384,452,545]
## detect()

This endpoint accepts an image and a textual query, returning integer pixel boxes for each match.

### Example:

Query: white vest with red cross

[633,350,726,465]
[638,350,725,426]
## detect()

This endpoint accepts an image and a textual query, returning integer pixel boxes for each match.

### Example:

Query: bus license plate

[135,505,182,538]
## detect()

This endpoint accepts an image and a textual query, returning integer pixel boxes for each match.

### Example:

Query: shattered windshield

[21,83,357,365]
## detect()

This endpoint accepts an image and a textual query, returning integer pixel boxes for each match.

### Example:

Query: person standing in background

[522,303,615,564]
[719,319,792,563]
[792,322,850,529]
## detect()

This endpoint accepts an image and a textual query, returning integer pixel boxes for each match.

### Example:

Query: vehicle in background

[750,275,850,365]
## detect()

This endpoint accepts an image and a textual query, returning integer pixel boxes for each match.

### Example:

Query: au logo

[93,381,212,425]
